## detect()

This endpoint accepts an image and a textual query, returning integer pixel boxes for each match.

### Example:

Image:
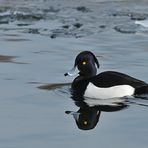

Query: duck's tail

[135,85,148,95]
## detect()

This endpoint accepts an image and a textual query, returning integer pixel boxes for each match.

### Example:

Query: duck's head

[65,51,99,77]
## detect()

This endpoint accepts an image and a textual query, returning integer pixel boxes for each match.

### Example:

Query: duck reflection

[37,82,128,130]
[66,107,101,130]
[66,96,128,130]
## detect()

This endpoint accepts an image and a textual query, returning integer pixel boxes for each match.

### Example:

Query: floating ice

[135,20,148,28]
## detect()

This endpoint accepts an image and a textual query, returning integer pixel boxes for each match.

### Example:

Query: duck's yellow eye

[82,61,86,65]
[83,121,88,125]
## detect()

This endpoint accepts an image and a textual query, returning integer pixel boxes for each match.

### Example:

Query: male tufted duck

[65,51,148,99]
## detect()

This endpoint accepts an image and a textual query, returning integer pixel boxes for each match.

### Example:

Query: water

[0,0,148,148]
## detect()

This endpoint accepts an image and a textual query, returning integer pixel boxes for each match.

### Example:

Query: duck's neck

[79,71,96,78]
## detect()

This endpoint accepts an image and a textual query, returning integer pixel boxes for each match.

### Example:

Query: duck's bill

[64,66,77,76]
[65,111,80,121]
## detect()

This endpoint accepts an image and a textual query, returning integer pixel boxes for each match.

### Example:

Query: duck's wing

[90,71,147,88]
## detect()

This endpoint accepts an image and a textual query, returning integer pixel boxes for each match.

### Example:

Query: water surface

[0,0,148,148]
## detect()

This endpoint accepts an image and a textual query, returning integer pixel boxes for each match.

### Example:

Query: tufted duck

[65,51,148,99]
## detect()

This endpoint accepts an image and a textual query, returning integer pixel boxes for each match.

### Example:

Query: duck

[64,51,148,99]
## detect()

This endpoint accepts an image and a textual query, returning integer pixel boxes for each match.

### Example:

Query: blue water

[0,0,148,148]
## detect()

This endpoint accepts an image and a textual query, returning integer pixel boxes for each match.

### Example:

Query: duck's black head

[65,51,99,77]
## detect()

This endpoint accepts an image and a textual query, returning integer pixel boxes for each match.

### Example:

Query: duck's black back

[91,71,147,88]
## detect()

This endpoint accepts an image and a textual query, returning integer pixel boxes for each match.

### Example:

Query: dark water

[0,0,148,148]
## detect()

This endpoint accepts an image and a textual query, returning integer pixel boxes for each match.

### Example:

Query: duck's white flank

[84,82,135,99]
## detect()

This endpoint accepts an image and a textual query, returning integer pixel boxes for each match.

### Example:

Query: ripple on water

[1,2,148,39]
[0,55,16,62]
